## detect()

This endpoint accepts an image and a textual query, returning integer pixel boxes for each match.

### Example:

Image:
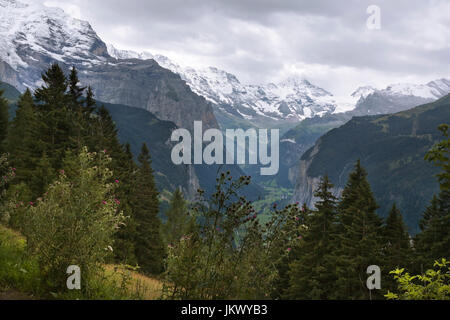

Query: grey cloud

[40,0,450,94]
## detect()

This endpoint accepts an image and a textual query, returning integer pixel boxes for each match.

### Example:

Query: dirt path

[0,290,34,300]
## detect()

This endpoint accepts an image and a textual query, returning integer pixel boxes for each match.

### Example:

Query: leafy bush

[19,147,125,295]
[385,258,450,300]
[162,172,301,300]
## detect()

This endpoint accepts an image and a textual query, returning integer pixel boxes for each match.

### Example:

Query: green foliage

[302,96,450,234]
[162,188,191,247]
[17,147,125,294]
[0,89,9,153]
[333,160,384,299]
[0,226,41,296]
[287,175,338,299]
[382,203,413,292]
[162,172,301,300]
[132,143,165,275]
[425,124,450,191]
[385,259,450,300]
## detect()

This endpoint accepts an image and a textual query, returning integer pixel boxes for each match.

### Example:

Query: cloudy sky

[37,0,450,96]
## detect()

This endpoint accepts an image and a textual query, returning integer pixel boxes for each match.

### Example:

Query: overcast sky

[37,0,450,96]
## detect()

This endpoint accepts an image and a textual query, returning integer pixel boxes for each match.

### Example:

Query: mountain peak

[0,0,108,72]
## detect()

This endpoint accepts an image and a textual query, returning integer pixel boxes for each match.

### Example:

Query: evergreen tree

[34,63,68,110]
[162,188,190,246]
[33,63,74,166]
[287,175,338,299]
[85,86,96,113]
[0,89,9,153]
[7,89,42,185]
[113,143,138,265]
[132,143,165,274]
[333,160,384,299]
[68,66,86,110]
[415,125,450,268]
[382,203,412,292]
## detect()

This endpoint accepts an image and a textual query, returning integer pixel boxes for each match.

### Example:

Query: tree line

[0,64,448,299]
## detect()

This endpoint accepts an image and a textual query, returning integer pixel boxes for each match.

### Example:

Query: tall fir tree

[0,89,9,153]
[113,143,139,265]
[287,175,338,299]
[162,187,190,246]
[333,160,384,300]
[382,203,412,292]
[7,89,42,186]
[415,125,450,268]
[132,143,165,274]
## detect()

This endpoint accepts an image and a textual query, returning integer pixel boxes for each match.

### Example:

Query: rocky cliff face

[0,0,259,199]
[0,0,218,133]
[79,60,218,132]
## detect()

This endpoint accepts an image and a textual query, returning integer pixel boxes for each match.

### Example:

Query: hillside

[292,94,450,233]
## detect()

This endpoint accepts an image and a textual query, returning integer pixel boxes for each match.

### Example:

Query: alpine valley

[0,0,449,232]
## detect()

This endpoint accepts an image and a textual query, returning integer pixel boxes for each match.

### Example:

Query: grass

[104,265,163,300]
[0,225,41,298]
[0,225,164,300]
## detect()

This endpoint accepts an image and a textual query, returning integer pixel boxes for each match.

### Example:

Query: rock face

[291,95,450,233]
[0,0,260,199]
[107,45,355,129]
[0,0,218,133]
[79,60,218,132]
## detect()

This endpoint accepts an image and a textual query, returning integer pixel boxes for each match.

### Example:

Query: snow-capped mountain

[378,79,450,100]
[107,44,351,124]
[108,44,450,126]
[0,0,108,76]
[1,0,449,127]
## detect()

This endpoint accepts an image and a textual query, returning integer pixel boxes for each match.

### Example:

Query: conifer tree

[7,89,42,184]
[162,188,190,247]
[287,175,338,299]
[68,66,86,110]
[415,125,450,267]
[333,160,384,299]
[382,203,412,291]
[113,143,138,265]
[132,143,165,274]
[33,63,74,166]
[0,89,9,153]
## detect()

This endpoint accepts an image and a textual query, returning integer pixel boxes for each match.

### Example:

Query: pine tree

[287,175,338,299]
[68,66,86,110]
[132,143,165,274]
[162,188,190,246]
[34,63,68,110]
[0,89,9,153]
[382,203,412,292]
[7,89,42,185]
[33,63,74,166]
[113,143,138,265]
[414,191,450,267]
[85,86,96,113]
[415,125,450,268]
[333,160,384,299]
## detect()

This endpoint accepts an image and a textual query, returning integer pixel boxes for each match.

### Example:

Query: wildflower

[12,168,16,171]
[115,179,119,183]
[102,201,107,205]
[29,201,34,206]
[295,216,300,221]
[114,199,120,205]
[60,170,65,174]
[287,247,292,252]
